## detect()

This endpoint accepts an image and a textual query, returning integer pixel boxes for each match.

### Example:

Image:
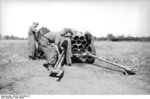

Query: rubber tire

[86,45,96,64]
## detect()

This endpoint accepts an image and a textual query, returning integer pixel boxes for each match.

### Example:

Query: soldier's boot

[67,63,71,66]
[43,63,53,71]
[28,55,36,60]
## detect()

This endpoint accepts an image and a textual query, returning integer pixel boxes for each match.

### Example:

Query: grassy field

[0,40,150,94]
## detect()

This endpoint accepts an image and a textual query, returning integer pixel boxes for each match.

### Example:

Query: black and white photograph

[0,0,150,96]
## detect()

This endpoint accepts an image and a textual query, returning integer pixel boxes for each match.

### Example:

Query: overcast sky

[0,0,150,38]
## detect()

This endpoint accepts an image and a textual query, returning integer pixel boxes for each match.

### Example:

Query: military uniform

[39,28,74,69]
[28,24,38,59]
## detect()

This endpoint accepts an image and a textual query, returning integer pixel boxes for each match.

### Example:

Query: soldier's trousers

[39,37,57,65]
[28,37,36,58]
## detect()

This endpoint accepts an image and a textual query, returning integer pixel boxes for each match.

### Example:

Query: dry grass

[94,41,150,74]
[0,40,150,94]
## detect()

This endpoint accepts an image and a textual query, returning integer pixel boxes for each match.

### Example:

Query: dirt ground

[0,40,150,94]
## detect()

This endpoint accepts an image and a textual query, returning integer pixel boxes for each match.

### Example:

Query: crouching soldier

[28,22,39,60]
[38,28,74,73]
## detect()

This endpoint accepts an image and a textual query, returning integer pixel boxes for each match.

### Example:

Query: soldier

[38,28,74,71]
[28,22,39,60]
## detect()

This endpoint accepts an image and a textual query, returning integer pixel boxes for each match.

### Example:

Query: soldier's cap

[33,22,39,25]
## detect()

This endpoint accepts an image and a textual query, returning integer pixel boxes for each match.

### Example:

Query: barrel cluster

[71,34,87,54]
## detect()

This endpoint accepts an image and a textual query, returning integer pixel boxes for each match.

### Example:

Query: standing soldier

[28,22,39,60]
[38,28,74,71]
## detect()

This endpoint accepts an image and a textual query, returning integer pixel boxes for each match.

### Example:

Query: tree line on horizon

[94,34,150,42]
[0,34,150,41]
[0,34,25,40]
